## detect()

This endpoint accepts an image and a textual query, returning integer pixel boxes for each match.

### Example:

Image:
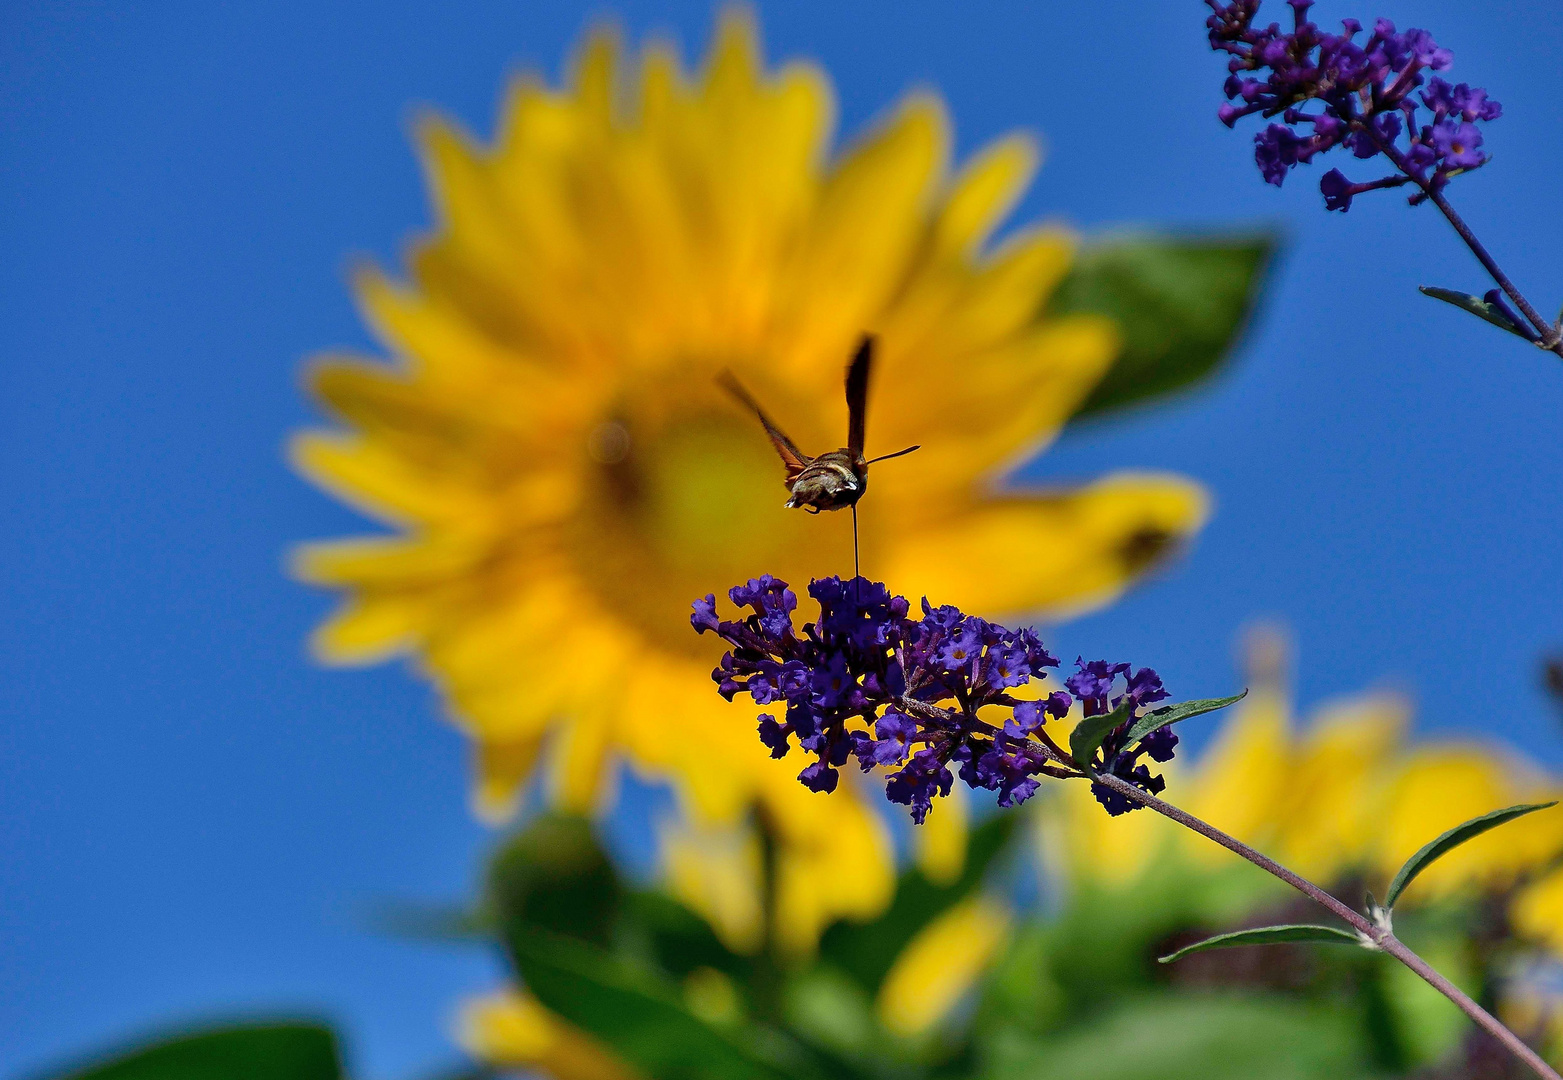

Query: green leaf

[619,888,752,984]
[42,1023,341,1080]
[1069,699,1132,769]
[505,926,803,1080]
[1384,801,1559,909]
[486,812,622,946]
[980,994,1374,1080]
[1418,286,1535,339]
[817,813,1018,994]
[1121,691,1248,748]
[1052,233,1275,422]
[1157,924,1363,964]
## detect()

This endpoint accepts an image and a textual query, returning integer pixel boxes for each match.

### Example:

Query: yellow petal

[874,311,1117,494]
[914,784,969,886]
[1179,678,1290,862]
[547,697,618,814]
[289,431,487,527]
[774,96,947,376]
[766,772,896,955]
[470,733,548,825]
[1376,748,1563,900]
[876,896,1011,1036]
[930,133,1040,258]
[571,28,620,127]
[457,989,641,1080]
[883,473,1209,619]
[309,593,427,665]
[1512,866,1563,954]
[1271,692,1408,881]
[290,534,485,589]
[659,818,764,955]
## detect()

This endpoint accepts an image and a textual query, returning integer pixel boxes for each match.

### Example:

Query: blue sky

[3,2,1562,1077]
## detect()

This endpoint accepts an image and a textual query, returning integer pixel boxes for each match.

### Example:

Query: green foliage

[1051,234,1275,422]
[981,995,1371,1080]
[1121,691,1248,748]
[1068,699,1131,769]
[1383,801,1558,909]
[1157,924,1364,965]
[1417,285,1537,340]
[41,1023,342,1080]
[487,812,623,945]
[506,926,805,1080]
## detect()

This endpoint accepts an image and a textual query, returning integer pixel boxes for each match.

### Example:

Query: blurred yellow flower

[1049,624,1563,921]
[876,895,1012,1037]
[458,989,640,1080]
[291,10,1206,947]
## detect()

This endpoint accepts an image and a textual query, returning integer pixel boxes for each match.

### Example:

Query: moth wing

[845,334,873,457]
[716,371,810,482]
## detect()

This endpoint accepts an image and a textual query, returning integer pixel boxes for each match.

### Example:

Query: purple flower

[1431,119,1485,169]
[799,760,839,794]
[935,625,983,673]
[870,709,917,766]
[1207,0,1498,205]
[886,748,955,825]
[1004,699,1045,739]
[1067,659,1130,714]
[1255,124,1303,185]
[1141,725,1180,763]
[757,714,791,758]
[691,594,720,634]
[1125,667,1170,709]
[975,743,1041,808]
[1320,168,1357,210]
[694,576,1193,824]
[1423,78,1501,122]
[985,645,1031,689]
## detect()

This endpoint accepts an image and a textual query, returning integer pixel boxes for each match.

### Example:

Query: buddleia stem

[1368,128,1563,355]
[1088,769,1563,1080]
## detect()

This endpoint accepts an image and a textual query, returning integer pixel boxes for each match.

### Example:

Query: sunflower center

[571,399,851,659]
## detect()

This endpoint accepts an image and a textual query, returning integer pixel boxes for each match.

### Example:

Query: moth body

[784,450,865,513]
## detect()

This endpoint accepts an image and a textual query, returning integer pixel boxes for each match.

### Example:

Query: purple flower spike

[1207,0,1498,205]
[695,576,1194,821]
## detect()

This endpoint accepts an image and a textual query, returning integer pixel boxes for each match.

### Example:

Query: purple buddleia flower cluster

[692,575,1179,822]
[1207,0,1500,210]
[1067,661,1177,814]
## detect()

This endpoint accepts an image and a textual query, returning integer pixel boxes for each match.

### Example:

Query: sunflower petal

[310,593,427,664]
[874,313,1119,497]
[931,133,1040,258]
[290,431,487,526]
[882,473,1209,619]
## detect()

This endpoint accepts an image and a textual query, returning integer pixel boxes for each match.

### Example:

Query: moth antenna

[865,444,920,465]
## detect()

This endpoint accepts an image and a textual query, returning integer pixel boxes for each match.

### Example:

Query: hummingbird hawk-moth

[718,335,920,515]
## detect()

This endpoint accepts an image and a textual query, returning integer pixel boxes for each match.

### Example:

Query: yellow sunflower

[291,10,1206,947]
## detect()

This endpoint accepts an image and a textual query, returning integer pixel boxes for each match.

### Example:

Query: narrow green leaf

[1053,233,1275,423]
[42,1023,341,1080]
[1418,286,1533,338]
[1121,690,1248,748]
[1158,924,1363,965]
[1384,801,1559,909]
[506,926,801,1080]
[1069,699,1133,769]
